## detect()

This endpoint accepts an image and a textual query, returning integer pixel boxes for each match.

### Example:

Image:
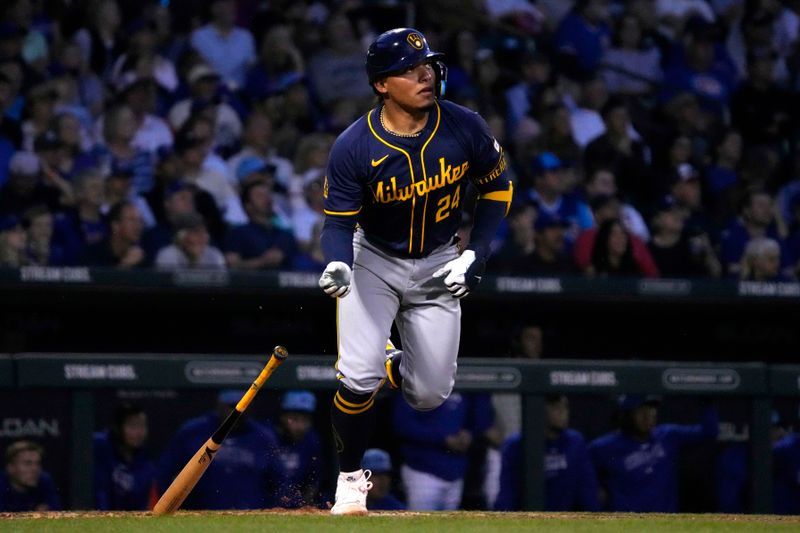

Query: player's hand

[433,250,485,298]
[318,261,352,298]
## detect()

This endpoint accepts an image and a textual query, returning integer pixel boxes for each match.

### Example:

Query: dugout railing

[1,353,797,513]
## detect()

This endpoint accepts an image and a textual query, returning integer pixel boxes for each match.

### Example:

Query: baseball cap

[236,157,272,182]
[535,212,569,231]
[188,64,221,85]
[0,214,21,232]
[9,152,40,176]
[362,448,392,473]
[217,389,245,405]
[617,394,662,411]
[281,391,316,413]
[532,152,562,175]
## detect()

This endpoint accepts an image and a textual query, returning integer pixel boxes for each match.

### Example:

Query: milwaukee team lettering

[373,158,469,204]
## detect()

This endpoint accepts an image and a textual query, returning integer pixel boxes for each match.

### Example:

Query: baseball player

[494,394,599,511]
[317,28,512,515]
[588,395,718,512]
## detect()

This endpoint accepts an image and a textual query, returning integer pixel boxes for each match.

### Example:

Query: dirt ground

[1,510,799,523]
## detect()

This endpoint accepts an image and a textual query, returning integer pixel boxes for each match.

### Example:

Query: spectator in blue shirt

[660,18,739,118]
[554,0,612,78]
[157,390,285,510]
[394,392,494,511]
[224,180,297,270]
[0,440,60,512]
[270,390,323,509]
[720,189,784,277]
[363,448,405,511]
[190,0,256,90]
[589,395,718,512]
[93,402,157,510]
[528,152,593,244]
[495,394,599,512]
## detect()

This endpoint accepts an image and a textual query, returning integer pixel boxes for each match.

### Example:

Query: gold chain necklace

[379,107,423,138]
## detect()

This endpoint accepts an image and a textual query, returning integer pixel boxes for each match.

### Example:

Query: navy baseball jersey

[157,412,286,510]
[495,430,600,512]
[773,433,800,514]
[93,430,157,510]
[324,100,511,258]
[393,392,494,482]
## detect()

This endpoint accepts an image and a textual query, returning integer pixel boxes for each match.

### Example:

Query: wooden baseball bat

[152,346,289,515]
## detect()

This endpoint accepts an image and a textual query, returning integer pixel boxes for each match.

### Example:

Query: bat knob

[273,345,289,360]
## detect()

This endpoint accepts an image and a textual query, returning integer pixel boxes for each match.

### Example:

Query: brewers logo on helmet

[365,28,448,97]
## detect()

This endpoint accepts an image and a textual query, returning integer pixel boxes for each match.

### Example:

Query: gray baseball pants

[335,229,461,410]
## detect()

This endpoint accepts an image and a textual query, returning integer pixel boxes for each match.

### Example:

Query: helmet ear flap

[433,61,448,99]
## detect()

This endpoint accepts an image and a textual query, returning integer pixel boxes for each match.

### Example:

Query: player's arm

[469,151,513,260]
[319,137,365,298]
[434,114,512,298]
[661,401,719,447]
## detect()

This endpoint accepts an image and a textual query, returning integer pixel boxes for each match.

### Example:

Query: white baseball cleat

[331,469,372,515]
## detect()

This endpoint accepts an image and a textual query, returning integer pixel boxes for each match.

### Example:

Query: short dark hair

[5,440,44,465]
[240,180,269,207]
[545,394,566,405]
[111,402,146,438]
[107,200,134,224]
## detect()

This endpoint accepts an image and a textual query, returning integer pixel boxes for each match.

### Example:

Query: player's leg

[394,287,461,411]
[331,240,404,514]
[393,241,461,410]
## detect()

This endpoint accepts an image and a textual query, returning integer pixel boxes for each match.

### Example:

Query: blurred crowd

[0,0,797,279]
[2,389,799,514]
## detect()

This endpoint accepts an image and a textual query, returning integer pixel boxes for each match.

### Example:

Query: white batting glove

[433,250,480,298]
[319,261,352,298]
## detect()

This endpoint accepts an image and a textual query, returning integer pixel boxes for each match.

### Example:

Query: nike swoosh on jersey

[371,155,389,167]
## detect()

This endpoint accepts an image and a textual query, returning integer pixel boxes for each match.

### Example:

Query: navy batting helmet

[366,28,447,97]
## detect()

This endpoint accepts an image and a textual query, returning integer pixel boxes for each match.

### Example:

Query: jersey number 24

[435,187,461,223]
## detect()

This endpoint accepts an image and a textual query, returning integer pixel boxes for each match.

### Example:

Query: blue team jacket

[0,471,61,512]
[93,430,156,510]
[773,433,800,515]
[266,422,323,508]
[495,429,600,511]
[588,407,718,512]
[393,393,494,481]
[157,412,285,510]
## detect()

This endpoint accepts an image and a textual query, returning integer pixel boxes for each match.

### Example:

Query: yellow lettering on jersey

[372,157,468,205]
[475,151,507,185]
